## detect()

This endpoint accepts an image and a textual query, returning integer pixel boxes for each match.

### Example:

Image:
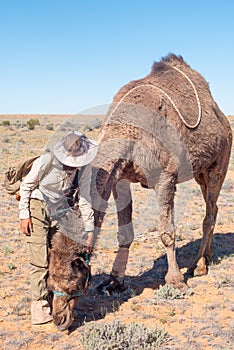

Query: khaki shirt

[19,152,94,232]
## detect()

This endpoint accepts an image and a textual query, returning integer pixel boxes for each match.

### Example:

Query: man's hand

[20,218,33,236]
[86,231,94,254]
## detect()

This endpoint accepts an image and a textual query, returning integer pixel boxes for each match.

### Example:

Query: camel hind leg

[156,173,185,289]
[193,155,229,276]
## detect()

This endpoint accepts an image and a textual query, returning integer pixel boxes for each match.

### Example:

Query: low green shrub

[2,120,10,126]
[152,284,193,303]
[7,262,16,270]
[80,320,169,349]
[3,245,13,255]
[26,118,40,130]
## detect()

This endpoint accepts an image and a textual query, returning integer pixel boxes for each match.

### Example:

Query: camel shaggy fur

[92,53,232,291]
[47,231,91,330]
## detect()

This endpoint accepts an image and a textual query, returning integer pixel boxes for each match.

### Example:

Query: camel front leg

[111,179,134,279]
[157,177,185,289]
[97,179,133,294]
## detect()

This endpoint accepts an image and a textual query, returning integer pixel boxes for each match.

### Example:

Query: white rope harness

[173,66,202,128]
[107,66,202,129]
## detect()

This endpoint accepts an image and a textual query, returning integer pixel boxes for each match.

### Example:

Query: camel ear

[71,258,85,271]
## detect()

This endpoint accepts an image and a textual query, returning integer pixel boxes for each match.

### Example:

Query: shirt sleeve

[19,153,51,220]
[78,164,94,232]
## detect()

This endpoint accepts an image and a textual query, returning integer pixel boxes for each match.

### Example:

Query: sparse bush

[152,284,193,303]
[93,118,103,129]
[2,120,10,126]
[214,277,233,289]
[46,123,54,130]
[15,120,24,128]
[59,121,73,130]
[33,118,40,125]
[3,245,13,255]
[82,123,92,132]
[80,320,169,350]
[26,118,40,130]
[13,296,31,316]
[7,262,16,270]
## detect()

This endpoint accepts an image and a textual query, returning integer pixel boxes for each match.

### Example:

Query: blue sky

[0,0,233,115]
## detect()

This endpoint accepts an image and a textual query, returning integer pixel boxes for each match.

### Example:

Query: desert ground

[0,114,233,349]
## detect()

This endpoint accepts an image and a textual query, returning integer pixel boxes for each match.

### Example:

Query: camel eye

[71,258,85,271]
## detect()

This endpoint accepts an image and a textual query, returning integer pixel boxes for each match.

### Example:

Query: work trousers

[26,198,57,324]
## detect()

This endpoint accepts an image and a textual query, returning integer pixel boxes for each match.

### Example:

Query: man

[19,131,98,325]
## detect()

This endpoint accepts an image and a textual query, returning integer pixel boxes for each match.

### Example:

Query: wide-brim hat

[53,131,98,167]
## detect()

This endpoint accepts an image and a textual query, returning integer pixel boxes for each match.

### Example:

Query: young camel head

[47,232,91,331]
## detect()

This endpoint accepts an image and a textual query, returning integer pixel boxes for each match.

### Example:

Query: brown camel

[47,230,91,331]
[92,53,232,292]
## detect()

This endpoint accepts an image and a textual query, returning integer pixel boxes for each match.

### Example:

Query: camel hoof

[96,275,127,295]
[193,257,208,277]
[165,271,186,290]
[166,281,188,291]
[194,265,208,277]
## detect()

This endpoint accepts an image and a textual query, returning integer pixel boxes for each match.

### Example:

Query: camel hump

[150,53,190,74]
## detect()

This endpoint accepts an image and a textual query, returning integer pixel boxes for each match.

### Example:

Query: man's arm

[19,153,51,235]
[78,164,94,233]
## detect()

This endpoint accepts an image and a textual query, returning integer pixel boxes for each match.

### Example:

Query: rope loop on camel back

[108,66,202,129]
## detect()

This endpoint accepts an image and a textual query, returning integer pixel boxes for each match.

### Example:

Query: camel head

[47,232,91,331]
